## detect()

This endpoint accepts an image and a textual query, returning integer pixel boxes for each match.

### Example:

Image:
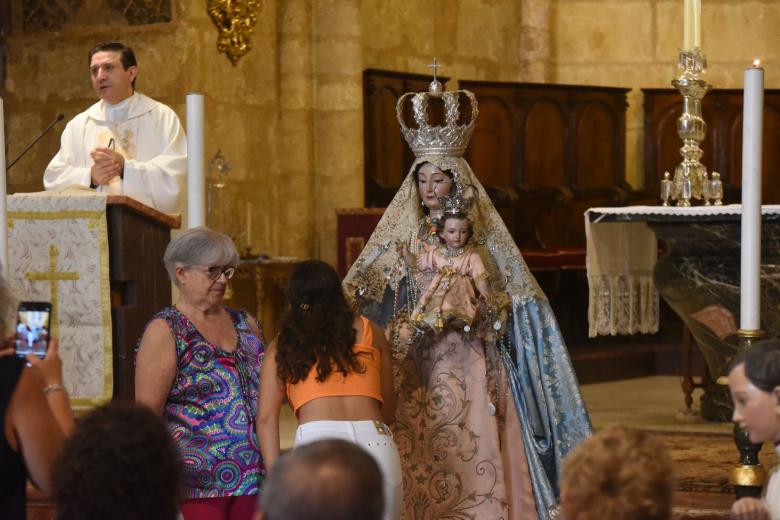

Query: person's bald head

[259,440,383,520]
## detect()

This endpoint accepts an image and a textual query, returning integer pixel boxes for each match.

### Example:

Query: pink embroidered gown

[411,245,486,331]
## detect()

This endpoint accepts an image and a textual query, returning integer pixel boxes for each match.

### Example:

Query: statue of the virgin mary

[344,77,592,520]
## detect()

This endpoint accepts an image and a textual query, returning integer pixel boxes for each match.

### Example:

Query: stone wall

[3,0,778,264]
[4,0,286,256]
[552,0,780,188]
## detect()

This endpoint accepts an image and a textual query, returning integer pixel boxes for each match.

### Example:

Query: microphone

[6,114,65,172]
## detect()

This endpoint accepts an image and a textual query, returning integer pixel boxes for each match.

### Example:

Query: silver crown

[437,181,475,215]
[396,81,479,158]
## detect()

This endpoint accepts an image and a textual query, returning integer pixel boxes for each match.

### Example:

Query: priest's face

[729,363,780,443]
[90,51,137,105]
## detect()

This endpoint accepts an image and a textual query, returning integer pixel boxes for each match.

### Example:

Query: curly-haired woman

[560,426,674,520]
[257,260,400,520]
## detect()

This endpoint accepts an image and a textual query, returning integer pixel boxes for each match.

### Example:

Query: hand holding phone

[14,301,52,359]
[25,338,64,391]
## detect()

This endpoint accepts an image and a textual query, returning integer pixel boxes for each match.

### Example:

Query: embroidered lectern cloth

[8,192,112,410]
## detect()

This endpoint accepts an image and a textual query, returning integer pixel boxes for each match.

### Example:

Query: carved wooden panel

[468,94,512,191]
[522,98,567,189]
[461,81,630,248]
[643,88,780,203]
[363,69,449,207]
[362,76,630,249]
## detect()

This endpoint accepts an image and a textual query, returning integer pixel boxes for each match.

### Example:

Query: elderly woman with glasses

[135,227,265,520]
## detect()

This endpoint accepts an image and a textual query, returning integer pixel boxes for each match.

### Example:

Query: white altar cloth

[585,204,780,338]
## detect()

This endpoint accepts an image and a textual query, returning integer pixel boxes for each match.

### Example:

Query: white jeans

[294,420,402,520]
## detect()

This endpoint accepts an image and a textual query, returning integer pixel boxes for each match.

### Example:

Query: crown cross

[427,57,441,82]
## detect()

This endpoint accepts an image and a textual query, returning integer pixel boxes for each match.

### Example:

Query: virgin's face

[417,163,453,211]
[729,363,780,443]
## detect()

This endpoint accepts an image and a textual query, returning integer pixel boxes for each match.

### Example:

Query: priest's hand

[731,497,769,520]
[90,146,124,185]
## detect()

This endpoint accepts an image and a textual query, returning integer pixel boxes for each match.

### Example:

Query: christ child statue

[401,211,492,333]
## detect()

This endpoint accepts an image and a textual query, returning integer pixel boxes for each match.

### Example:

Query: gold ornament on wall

[207,0,260,65]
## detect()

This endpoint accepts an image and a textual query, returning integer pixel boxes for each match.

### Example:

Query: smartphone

[14,301,52,359]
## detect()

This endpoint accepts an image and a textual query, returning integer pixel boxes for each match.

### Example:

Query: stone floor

[582,375,729,433]
[279,374,754,517]
[582,375,772,519]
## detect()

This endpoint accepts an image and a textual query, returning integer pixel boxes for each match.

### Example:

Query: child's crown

[437,182,474,216]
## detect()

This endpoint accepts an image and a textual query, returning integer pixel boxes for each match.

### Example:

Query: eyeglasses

[199,266,236,281]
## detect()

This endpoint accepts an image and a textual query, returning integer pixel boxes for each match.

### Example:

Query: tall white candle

[740,62,764,331]
[692,0,701,48]
[683,0,693,50]
[0,99,7,279]
[186,93,205,228]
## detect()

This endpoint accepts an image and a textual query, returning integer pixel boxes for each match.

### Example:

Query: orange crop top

[286,316,383,415]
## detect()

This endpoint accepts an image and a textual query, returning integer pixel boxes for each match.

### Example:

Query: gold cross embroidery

[24,244,79,338]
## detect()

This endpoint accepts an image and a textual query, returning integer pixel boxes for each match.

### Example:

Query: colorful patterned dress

[144,307,265,499]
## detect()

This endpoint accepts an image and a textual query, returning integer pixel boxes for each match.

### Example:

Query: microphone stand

[6,114,64,172]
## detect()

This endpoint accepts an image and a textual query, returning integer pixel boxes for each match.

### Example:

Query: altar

[586,204,780,421]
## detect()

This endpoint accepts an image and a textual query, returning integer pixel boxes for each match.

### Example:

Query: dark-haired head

[88,42,137,88]
[438,212,474,241]
[51,402,182,520]
[728,340,780,444]
[276,260,361,384]
[287,260,347,312]
[729,340,780,392]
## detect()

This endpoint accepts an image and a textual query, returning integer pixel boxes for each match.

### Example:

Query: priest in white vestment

[44,42,186,214]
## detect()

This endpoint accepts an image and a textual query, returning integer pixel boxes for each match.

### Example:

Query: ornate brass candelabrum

[660,48,723,207]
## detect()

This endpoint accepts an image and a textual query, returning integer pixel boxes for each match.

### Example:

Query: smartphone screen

[15,302,52,359]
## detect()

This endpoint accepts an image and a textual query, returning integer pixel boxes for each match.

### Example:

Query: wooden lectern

[25,195,180,520]
[106,195,180,401]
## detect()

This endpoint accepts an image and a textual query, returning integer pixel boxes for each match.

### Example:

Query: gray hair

[163,227,239,286]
